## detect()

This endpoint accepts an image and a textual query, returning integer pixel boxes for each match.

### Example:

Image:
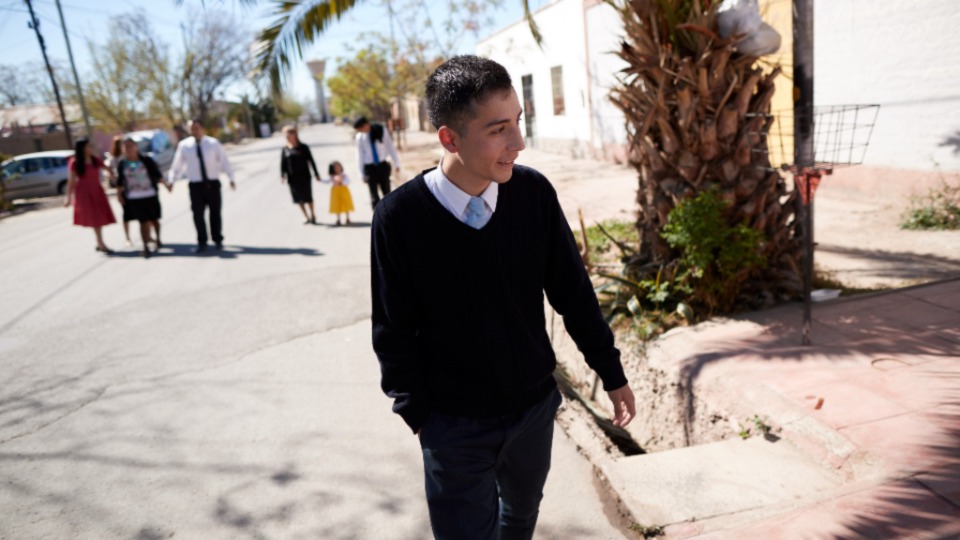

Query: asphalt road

[0,124,625,540]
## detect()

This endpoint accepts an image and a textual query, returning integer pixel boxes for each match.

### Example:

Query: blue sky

[0,0,548,107]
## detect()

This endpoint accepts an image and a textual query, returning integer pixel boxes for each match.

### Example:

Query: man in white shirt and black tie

[354,117,400,210]
[168,119,236,253]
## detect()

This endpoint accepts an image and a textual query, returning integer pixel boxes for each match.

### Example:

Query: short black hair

[328,160,343,176]
[425,55,513,134]
[353,117,369,130]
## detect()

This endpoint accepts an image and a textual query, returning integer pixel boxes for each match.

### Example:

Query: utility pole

[54,0,92,139]
[793,0,815,346]
[385,0,405,149]
[24,0,72,148]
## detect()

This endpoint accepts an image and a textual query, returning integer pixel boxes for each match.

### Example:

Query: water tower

[307,59,329,123]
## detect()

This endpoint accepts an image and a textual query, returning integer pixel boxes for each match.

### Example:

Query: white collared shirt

[356,128,400,176]
[424,161,498,227]
[168,135,236,184]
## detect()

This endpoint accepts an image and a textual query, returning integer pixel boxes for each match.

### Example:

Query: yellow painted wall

[760,0,793,169]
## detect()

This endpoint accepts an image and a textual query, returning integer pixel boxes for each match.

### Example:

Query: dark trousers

[419,388,562,540]
[364,162,392,209]
[188,180,222,246]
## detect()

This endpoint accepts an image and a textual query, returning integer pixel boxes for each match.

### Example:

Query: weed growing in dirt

[901,176,960,231]
[629,522,664,538]
[738,415,772,440]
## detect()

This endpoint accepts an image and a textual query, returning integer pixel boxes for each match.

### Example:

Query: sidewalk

[605,278,960,538]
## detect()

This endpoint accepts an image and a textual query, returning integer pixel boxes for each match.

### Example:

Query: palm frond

[251,0,362,96]
[522,0,544,47]
[173,0,259,6]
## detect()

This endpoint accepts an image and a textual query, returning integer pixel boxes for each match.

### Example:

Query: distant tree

[179,10,249,126]
[83,16,154,132]
[275,92,305,123]
[326,48,393,120]
[0,62,64,107]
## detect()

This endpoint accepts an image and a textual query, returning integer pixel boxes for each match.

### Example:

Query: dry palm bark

[610,0,802,308]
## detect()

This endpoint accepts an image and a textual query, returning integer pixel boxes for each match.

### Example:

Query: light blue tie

[465,196,487,229]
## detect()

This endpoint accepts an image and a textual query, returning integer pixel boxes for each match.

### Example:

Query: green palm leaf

[251,0,362,95]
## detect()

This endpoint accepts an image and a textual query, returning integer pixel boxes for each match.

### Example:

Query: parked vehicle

[0,150,73,200]
[124,129,175,172]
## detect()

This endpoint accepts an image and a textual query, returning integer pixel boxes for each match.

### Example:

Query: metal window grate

[749,104,880,173]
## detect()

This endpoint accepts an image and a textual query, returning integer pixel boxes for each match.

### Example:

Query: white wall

[585,1,629,156]
[477,0,592,154]
[815,1,960,172]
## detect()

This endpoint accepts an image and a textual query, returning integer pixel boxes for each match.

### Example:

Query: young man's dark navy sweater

[371,165,627,433]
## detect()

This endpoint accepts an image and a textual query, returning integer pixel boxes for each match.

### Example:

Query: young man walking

[370,55,635,540]
[168,119,236,253]
[354,116,400,209]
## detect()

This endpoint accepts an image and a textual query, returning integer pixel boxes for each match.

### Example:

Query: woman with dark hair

[64,138,116,253]
[117,137,165,258]
[279,125,320,224]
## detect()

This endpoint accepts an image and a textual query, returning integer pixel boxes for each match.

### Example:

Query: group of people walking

[277,118,401,226]
[65,116,402,254]
[65,119,234,257]
[278,125,360,227]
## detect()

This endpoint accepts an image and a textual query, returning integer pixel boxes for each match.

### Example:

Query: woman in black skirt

[280,126,320,224]
[117,137,168,258]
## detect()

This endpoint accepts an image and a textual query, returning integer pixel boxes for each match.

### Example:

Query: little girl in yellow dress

[325,161,354,226]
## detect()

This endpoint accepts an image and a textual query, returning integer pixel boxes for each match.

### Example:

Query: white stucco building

[478,0,960,191]
[477,0,629,163]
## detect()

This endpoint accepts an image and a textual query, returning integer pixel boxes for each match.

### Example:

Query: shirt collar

[433,158,499,216]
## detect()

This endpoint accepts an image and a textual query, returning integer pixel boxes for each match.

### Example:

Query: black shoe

[214,243,223,251]
[194,244,207,253]
[311,216,317,225]
[142,249,151,259]
[155,239,162,249]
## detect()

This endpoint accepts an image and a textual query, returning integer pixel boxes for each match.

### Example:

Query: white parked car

[124,129,175,172]
[0,150,73,199]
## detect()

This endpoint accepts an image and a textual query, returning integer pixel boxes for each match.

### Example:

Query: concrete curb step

[601,436,843,537]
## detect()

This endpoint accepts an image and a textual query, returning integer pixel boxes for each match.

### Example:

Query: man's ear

[437,126,459,153]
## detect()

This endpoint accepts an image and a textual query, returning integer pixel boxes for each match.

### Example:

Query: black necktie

[196,139,210,182]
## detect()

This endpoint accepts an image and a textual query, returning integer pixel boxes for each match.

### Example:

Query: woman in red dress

[64,138,116,253]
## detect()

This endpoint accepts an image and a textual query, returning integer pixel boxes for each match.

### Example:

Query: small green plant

[629,522,664,538]
[581,219,639,263]
[594,261,694,342]
[661,188,765,314]
[738,415,772,439]
[901,180,960,230]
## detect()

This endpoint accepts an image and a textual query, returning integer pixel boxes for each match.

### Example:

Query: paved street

[0,124,625,539]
